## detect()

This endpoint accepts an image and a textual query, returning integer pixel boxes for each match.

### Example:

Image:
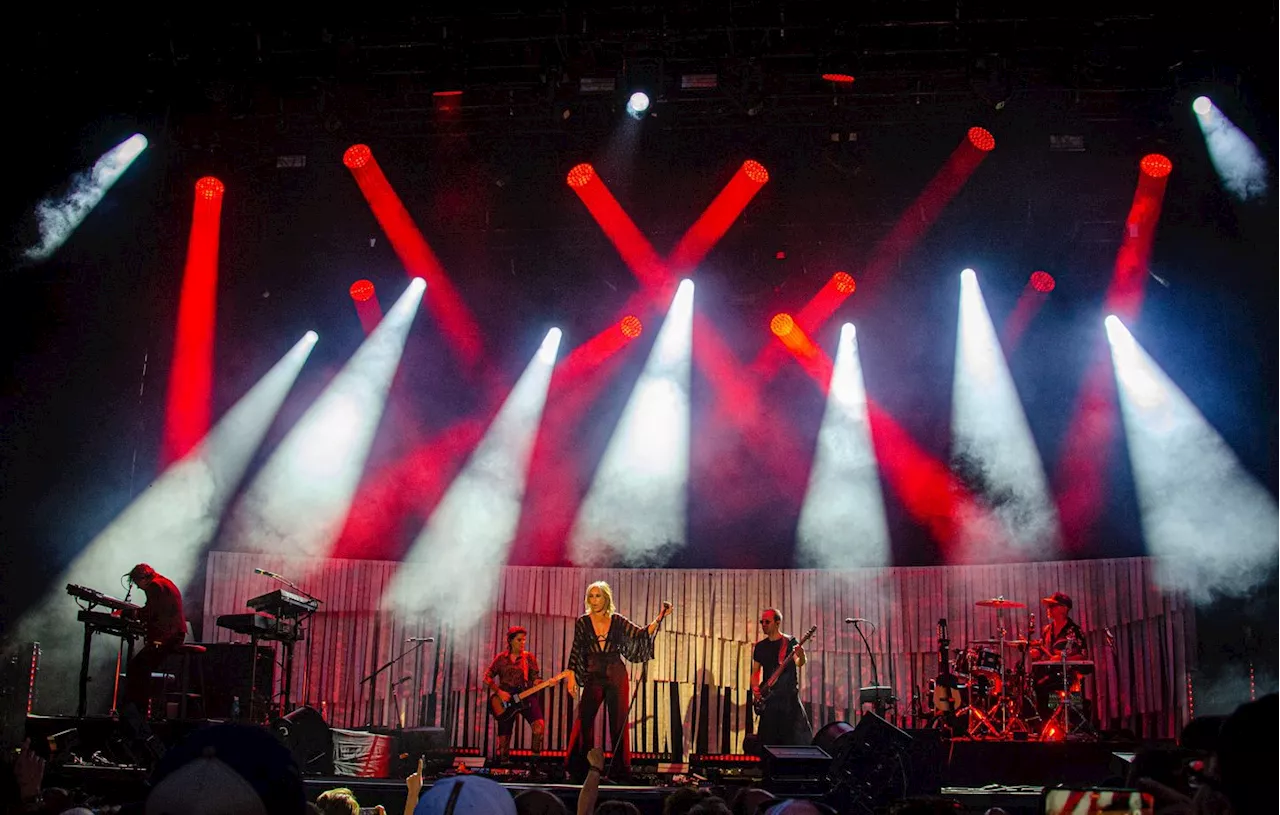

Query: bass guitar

[488,670,572,722]
[752,626,817,716]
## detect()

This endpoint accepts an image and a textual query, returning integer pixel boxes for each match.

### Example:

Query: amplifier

[196,642,275,719]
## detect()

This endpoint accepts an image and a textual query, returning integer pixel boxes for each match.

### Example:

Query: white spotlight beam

[951,269,1061,562]
[1105,316,1278,601]
[1195,99,1269,201]
[796,324,891,567]
[25,134,149,260]
[385,328,562,622]
[223,279,425,558]
[12,332,317,712]
[569,280,694,565]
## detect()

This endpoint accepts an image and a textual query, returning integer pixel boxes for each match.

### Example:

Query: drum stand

[958,605,1041,740]
[1039,652,1095,741]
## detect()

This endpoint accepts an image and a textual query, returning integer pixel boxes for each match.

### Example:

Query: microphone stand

[362,639,433,728]
[851,620,888,717]
[605,604,670,781]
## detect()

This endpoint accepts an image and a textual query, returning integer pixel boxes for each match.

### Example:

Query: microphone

[406,637,436,643]
[845,618,870,624]
[253,568,284,579]
[661,601,673,612]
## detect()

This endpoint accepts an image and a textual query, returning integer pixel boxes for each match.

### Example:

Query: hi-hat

[975,597,1026,608]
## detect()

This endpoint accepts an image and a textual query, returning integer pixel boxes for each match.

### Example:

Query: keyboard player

[121,563,187,734]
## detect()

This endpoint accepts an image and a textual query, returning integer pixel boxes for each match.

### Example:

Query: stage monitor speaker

[761,743,832,785]
[197,642,274,719]
[815,714,915,812]
[370,725,451,776]
[273,705,334,776]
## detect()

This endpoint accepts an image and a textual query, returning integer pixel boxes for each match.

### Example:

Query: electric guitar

[752,626,817,716]
[488,670,572,722]
[932,618,962,713]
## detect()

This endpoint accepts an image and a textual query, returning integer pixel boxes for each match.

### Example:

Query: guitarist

[484,626,545,762]
[750,608,812,747]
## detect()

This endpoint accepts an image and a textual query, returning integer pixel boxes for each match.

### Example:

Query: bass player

[484,626,546,762]
[750,608,812,746]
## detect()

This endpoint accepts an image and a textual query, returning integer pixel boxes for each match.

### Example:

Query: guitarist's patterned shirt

[486,651,542,692]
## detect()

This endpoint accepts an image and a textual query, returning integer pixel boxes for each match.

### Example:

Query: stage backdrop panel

[204,553,1194,754]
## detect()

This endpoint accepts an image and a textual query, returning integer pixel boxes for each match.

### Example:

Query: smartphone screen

[1042,787,1154,815]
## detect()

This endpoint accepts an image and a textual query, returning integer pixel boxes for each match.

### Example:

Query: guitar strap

[520,652,529,684]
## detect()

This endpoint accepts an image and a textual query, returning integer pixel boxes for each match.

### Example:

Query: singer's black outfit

[752,635,812,746]
[565,613,654,781]
[124,574,187,715]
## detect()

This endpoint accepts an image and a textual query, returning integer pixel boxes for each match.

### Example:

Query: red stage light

[770,313,795,337]
[349,280,375,302]
[821,73,855,84]
[1140,153,1173,179]
[619,315,643,339]
[832,271,856,294]
[1030,271,1055,293]
[967,127,996,152]
[195,176,224,200]
[343,144,372,170]
[566,163,595,188]
[432,90,464,97]
[743,160,770,184]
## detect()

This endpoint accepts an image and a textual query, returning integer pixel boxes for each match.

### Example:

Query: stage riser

[943,740,1155,787]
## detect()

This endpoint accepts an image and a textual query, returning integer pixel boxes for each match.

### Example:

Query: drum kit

[927,596,1095,741]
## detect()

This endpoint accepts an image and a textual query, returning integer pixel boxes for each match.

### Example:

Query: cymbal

[975,597,1026,608]
[1003,639,1029,646]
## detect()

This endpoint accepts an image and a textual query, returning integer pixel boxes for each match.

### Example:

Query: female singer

[564,580,671,781]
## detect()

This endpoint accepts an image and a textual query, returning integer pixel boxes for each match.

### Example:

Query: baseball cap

[413,776,517,815]
[1041,592,1073,610]
[144,723,305,815]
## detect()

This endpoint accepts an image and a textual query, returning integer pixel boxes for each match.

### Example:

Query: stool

[165,642,207,720]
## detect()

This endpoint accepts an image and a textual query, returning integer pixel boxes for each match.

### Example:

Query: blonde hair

[585,581,616,615]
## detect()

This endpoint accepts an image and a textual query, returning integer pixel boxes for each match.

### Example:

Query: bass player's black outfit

[565,613,654,781]
[752,635,812,746]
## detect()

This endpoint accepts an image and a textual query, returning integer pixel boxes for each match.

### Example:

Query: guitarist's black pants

[567,659,630,780]
[756,690,812,746]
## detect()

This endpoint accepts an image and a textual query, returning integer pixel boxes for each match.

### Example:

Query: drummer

[1030,591,1088,719]
[1030,592,1087,662]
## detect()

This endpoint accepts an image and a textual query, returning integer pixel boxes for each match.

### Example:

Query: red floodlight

[1140,153,1173,179]
[343,144,372,170]
[566,163,595,188]
[967,127,996,152]
[770,313,796,337]
[821,73,855,84]
[743,160,770,184]
[195,176,224,200]
[832,272,856,294]
[1029,271,1055,293]
[619,315,643,339]
[349,280,375,302]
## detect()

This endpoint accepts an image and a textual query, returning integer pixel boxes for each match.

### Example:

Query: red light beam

[343,144,484,367]
[161,176,225,465]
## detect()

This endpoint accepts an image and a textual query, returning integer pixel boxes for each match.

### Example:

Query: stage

[25,713,1152,814]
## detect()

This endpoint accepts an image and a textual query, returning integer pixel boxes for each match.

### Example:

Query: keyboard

[216,612,302,643]
[77,610,145,638]
[66,584,142,613]
[246,588,319,617]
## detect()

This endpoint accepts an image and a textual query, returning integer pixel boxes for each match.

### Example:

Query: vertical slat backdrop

[204,553,1193,752]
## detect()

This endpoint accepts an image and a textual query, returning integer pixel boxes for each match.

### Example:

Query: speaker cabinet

[273,705,333,775]
[197,642,274,719]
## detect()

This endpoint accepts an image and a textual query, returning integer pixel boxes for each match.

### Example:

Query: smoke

[1193,661,1278,717]
[24,134,148,261]
[1198,104,1269,202]
[1107,318,1279,602]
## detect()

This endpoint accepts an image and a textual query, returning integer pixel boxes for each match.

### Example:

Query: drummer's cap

[1042,592,1072,609]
